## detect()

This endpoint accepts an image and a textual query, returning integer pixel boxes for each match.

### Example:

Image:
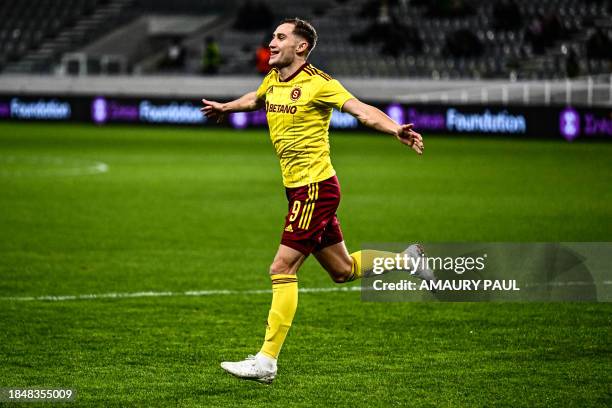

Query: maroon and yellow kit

[256,63,354,255]
[281,175,344,255]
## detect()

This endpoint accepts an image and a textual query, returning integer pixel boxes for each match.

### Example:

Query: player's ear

[296,40,308,54]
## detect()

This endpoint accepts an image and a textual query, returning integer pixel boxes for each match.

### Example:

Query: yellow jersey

[256,63,355,188]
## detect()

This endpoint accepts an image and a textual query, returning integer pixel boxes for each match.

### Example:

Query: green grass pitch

[0,122,611,407]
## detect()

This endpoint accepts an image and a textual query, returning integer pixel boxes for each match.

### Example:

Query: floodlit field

[1,123,611,406]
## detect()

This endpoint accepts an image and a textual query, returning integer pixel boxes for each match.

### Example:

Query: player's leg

[313,218,436,283]
[269,243,306,275]
[314,240,398,283]
[261,244,304,359]
[221,179,315,383]
[220,244,304,383]
[313,241,353,283]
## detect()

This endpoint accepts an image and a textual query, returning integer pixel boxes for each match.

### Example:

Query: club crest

[290,87,302,101]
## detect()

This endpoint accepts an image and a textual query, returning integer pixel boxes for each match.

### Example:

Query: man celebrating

[201,18,428,384]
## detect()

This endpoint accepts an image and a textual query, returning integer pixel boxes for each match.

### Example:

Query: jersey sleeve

[256,73,271,101]
[314,79,355,111]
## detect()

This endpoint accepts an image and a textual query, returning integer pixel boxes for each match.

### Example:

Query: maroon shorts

[281,175,344,256]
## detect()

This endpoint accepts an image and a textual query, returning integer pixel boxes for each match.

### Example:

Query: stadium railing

[0,74,610,108]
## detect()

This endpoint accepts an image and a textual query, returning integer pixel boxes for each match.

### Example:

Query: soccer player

[201,18,431,383]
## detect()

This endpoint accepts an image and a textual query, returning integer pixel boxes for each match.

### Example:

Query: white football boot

[403,244,437,284]
[220,353,277,384]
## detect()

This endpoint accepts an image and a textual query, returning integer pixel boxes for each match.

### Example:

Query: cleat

[220,354,277,384]
[403,244,437,284]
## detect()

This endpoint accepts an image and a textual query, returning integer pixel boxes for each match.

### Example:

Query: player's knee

[330,262,353,284]
[269,257,293,275]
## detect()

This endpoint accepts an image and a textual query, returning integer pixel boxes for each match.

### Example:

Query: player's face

[269,23,306,67]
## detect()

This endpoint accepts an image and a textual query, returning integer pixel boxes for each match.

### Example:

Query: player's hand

[395,123,424,155]
[200,98,225,123]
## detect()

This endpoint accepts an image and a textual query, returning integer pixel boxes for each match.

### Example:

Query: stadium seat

[1,0,610,78]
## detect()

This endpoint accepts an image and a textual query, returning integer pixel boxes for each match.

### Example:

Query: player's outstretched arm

[342,98,424,155]
[200,91,264,123]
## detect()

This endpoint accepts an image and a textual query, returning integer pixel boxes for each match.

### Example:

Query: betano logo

[266,101,297,114]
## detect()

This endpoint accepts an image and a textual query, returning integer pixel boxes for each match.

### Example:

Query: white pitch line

[2,281,610,302]
[0,286,361,302]
[0,156,109,177]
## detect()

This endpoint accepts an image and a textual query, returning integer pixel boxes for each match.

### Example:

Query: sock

[346,250,398,281]
[260,274,298,359]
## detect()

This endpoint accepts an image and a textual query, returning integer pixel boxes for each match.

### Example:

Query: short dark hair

[281,18,318,56]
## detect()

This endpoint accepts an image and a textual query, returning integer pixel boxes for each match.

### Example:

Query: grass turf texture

[0,122,610,407]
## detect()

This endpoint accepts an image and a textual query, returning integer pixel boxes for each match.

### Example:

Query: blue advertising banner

[0,93,610,141]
